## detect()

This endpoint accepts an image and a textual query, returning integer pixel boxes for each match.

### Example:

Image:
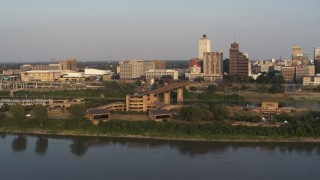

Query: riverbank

[1,127,320,143]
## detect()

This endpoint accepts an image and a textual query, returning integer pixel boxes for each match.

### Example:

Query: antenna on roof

[233,35,236,43]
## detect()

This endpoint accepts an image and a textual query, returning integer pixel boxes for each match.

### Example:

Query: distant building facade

[154,60,166,69]
[48,63,62,70]
[119,60,144,79]
[143,61,156,75]
[20,58,78,82]
[291,46,308,66]
[303,76,320,86]
[146,69,179,80]
[2,69,20,75]
[295,66,310,83]
[189,58,201,74]
[84,68,111,76]
[314,47,320,74]
[60,59,77,72]
[281,66,295,83]
[21,70,62,82]
[32,65,49,71]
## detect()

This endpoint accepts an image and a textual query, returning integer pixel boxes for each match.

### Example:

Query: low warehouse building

[149,109,172,122]
[87,109,111,125]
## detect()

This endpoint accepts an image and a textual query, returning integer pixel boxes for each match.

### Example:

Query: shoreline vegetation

[2,128,320,143]
[1,119,320,143]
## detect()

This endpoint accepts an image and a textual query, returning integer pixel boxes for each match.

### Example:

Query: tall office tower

[292,46,302,57]
[198,35,211,60]
[315,47,320,60]
[60,59,77,71]
[314,47,320,74]
[292,46,308,66]
[229,42,249,76]
[119,60,144,79]
[203,52,223,82]
[314,60,320,74]
[70,59,77,71]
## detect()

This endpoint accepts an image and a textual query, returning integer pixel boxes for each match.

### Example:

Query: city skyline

[0,0,319,62]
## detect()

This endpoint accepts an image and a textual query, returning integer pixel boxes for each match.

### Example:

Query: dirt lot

[48,109,71,119]
[239,92,320,102]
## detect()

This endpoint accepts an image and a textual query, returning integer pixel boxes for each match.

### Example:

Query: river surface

[1,133,320,180]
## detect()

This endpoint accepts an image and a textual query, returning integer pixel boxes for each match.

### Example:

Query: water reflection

[35,136,48,156]
[11,135,27,152]
[66,137,320,158]
[0,133,6,139]
[4,133,320,158]
[70,138,88,157]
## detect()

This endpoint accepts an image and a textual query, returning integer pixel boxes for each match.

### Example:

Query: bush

[179,106,212,121]
[0,113,6,120]
[0,104,9,112]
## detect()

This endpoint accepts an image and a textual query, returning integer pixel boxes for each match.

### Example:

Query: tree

[269,84,285,93]
[0,104,9,112]
[193,77,204,82]
[256,73,269,84]
[257,85,268,93]
[161,75,173,80]
[9,104,25,122]
[69,104,87,126]
[207,85,218,92]
[189,86,197,91]
[209,104,229,121]
[179,106,212,121]
[32,105,48,127]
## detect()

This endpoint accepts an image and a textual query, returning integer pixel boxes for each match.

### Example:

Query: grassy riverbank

[1,119,320,142]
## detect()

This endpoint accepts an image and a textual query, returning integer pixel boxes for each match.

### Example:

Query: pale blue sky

[0,0,319,62]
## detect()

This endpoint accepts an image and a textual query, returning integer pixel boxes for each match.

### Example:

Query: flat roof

[87,109,111,114]
[25,70,63,73]
[149,109,170,115]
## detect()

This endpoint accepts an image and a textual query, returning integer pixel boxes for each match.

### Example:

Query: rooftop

[149,109,170,115]
[87,108,111,115]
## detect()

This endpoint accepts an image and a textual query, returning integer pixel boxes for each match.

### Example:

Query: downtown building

[291,46,308,66]
[146,69,179,80]
[203,52,223,82]
[119,60,167,80]
[185,58,204,81]
[229,42,249,76]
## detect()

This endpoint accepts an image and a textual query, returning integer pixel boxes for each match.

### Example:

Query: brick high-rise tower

[229,42,249,76]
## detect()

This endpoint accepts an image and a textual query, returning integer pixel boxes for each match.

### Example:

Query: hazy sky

[0,0,319,62]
